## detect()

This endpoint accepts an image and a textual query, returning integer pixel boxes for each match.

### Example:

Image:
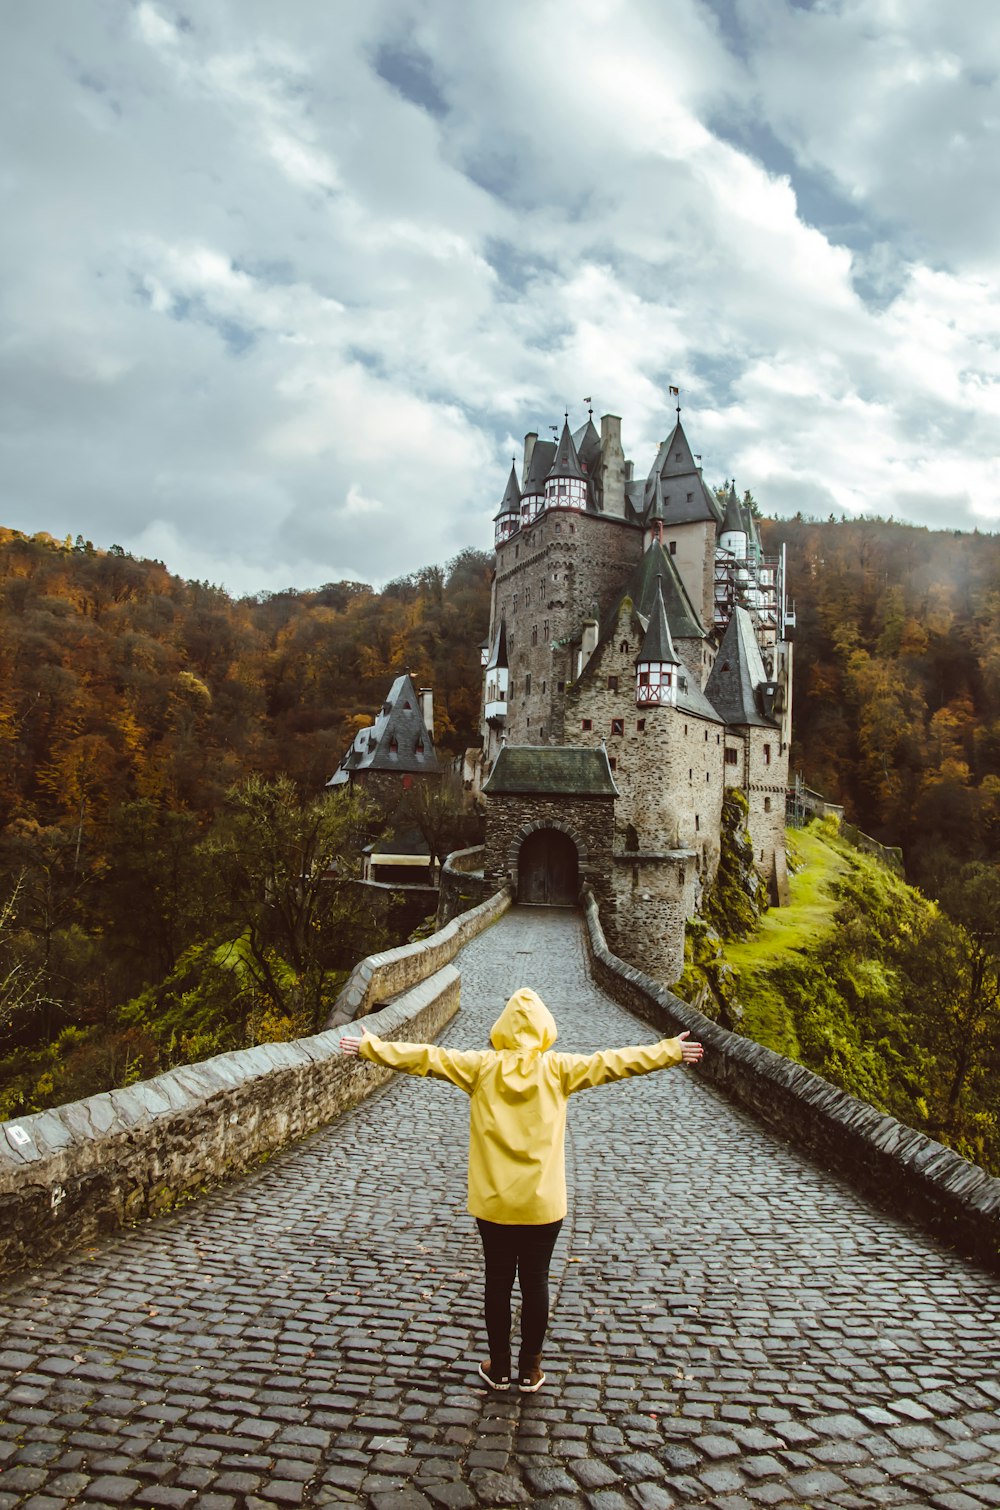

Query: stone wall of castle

[724,727,788,895]
[483,793,615,912]
[492,509,642,751]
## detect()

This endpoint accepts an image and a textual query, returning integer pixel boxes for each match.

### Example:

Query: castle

[478,406,795,983]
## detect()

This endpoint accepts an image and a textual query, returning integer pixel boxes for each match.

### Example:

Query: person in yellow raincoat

[340,986,703,1393]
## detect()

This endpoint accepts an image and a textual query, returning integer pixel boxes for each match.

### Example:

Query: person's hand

[677,1030,704,1063]
[340,1034,364,1057]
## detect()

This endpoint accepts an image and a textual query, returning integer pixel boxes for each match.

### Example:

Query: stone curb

[580,886,1000,1274]
[0,965,461,1277]
[325,881,510,1027]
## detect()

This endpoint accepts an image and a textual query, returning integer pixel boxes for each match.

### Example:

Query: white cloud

[0,0,998,601]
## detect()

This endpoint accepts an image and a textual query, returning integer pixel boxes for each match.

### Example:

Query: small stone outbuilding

[483,746,617,909]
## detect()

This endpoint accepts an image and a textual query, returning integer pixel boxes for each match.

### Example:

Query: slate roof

[494,462,521,521]
[704,606,777,728]
[486,619,508,671]
[546,418,588,482]
[636,576,680,666]
[604,538,705,644]
[523,439,556,494]
[572,417,602,472]
[326,673,440,784]
[721,483,745,536]
[483,745,619,797]
[643,419,723,526]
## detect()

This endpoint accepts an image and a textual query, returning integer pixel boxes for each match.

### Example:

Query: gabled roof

[636,576,680,666]
[484,745,619,797]
[704,607,777,728]
[643,419,723,526]
[605,538,706,644]
[494,462,521,522]
[326,673,440,783]
[523,439,556,494]
[546,418,588,483]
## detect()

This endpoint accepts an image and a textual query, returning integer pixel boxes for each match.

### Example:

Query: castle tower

[493,463,521,547]
[635,576,681,708]
[643,414,723,632]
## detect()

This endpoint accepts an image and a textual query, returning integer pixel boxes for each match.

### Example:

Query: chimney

[522,432,538,488]
[600,414,625,517]
[419,687,434,740]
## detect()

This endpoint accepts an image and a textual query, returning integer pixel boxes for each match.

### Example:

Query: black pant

[476,1218,563,1363]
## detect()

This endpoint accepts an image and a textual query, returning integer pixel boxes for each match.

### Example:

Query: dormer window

[415,739,424,755]
[389,737,398,754]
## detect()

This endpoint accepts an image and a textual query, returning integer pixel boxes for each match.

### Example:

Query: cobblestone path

[2,907,999,1510]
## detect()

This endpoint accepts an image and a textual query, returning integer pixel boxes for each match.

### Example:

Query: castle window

[582,718,592,731]
[636,719,645,731]
[542,680,546,693]
[695,814,700,830]
[525,674,532,696]
[515,546,519,559]
[686,492,693,502]
[415,739,424,755]
[684,724,689,736]
[679,869,685,886]
[706,772,710,782]
[558,681,565,693]
[570,524,576,534]
[403,700,412,709]
[607,675,619,692]
[725,748,738,765]
[544,619,549,637]
[764,744,772,765]
[620,640,629,654]
[679,677,688,692]
[669,541,677,555]
[689,768,693,780]
[675,451,681,460]
[531,625,538,646]
[525,588,530,606]
[512,594,518,613]
[764,796,772,812]
[611,719,624,736]
[704,730,709,741]
[527,716,530,726]
[625,824,638,851]
[608,757,617,771]
[555,522,562,533]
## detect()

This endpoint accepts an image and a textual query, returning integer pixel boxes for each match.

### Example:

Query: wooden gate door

[517,829,579,905]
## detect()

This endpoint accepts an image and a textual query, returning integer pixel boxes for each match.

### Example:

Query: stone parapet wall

[326,884,510,1027]
[0,967,461,1277]
[580,887,1000,1274]
[437,847,495,927]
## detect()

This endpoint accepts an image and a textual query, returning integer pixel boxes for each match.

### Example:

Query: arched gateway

[517,827,579,906]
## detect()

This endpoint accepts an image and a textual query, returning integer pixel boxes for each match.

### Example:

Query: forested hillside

[2,514,999,1131]
[762,515,1000,890]
[0,529,492,1116]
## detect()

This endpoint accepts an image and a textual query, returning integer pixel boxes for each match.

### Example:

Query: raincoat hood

[490,988,558,1052]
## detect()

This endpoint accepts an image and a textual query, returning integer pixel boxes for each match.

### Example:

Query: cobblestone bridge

[1,908,998,1510]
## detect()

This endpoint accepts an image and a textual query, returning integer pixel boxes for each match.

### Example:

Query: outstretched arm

[557,1030,703,1094]
[340,1029,484,1092]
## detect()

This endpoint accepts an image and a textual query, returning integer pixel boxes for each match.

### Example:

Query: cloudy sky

[2,0,999,595]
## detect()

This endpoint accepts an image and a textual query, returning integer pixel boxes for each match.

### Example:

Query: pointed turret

[547,417,588,481]
[493,461,522,546]
[635,575,681,709]
[545,417,588,511]
[719,479,748,560]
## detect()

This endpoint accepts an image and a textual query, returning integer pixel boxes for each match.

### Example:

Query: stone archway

[516,827,580,906]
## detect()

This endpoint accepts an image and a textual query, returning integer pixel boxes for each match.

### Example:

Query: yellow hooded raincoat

[358,987,685,1224]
